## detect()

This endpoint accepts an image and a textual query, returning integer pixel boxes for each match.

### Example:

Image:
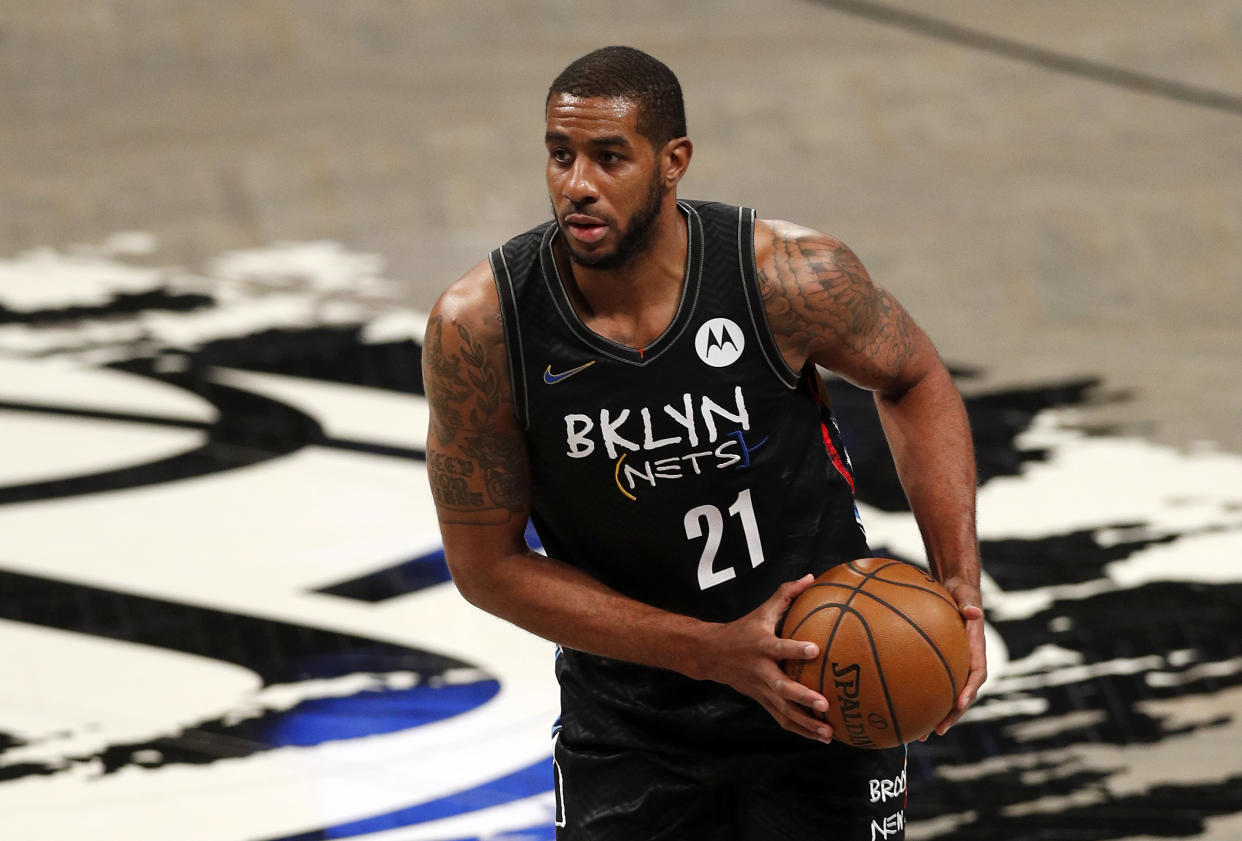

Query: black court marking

[0,569,468,686]
[804,0,1242,117]
[0,380,425,506]
[148,327,427,396]
[313,519,548,602]
[4,262,1240,836]
[0,399,209,432]
[0,378,320,505]
[830,377,1116,514]
[320,437,425,461]
[314,548,452,602]
[0,567,486,777]
[0,290,215,324]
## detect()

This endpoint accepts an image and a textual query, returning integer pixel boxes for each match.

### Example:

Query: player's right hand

[699,574,835,744]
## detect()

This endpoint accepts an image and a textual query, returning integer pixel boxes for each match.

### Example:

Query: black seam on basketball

[868,573,960,611]
[786,602,844,639]
[851,586,963,696]
[785,572,870,722]
[798,582,863,598]
[859,606,909,745]
[818,607,848,713]
[788,600,906,737]
[787,562,961,742]
[848,559,906,580]
[785,602,848,714]
[785,583,864,641]
[850,604,904,746]
[778,581,858,639]
[855,559,962,615]
[823,579,862,717]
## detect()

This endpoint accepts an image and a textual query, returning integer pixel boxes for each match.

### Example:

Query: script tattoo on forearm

[760,232,916,376]
[424,315,528,522]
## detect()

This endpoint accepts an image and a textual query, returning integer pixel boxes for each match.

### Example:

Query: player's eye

[550,148,572,164]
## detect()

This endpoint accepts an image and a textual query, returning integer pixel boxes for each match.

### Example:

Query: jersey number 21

[683,489,765,590]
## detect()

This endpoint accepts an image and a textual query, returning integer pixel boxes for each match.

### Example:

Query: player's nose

[562,159,599,204]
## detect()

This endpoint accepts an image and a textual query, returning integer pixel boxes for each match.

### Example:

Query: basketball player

[424,46,986,840]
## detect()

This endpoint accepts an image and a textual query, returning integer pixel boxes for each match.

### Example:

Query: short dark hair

[547,46,687,147]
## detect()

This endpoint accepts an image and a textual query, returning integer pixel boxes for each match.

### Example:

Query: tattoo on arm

[759,232,916,378]
[424,316,471,446]
[424,314,529,523]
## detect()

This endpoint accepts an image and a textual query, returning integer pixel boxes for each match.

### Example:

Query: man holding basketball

[424,46,985,840]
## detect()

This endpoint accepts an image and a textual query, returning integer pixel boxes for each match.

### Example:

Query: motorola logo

[695,318,744,368]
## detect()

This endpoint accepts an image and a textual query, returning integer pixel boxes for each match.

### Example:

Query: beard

[555,170,666,271]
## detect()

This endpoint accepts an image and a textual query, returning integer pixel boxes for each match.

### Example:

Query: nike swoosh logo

[543,360,596,384]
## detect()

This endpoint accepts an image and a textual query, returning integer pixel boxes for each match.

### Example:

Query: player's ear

[662,137,692,189]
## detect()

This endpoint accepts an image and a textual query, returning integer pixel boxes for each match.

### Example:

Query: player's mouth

[564,213,609,244]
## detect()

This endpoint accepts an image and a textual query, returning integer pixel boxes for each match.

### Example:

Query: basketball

[779,558,970,749]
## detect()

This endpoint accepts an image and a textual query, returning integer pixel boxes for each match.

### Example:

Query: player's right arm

[423,261,834,743]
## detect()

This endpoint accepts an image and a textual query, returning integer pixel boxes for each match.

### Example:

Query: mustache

[558,202,613,224]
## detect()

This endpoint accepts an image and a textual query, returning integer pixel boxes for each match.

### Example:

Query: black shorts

[552,733,909,841]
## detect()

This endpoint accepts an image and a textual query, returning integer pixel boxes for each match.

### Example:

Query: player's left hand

[928,578,986,737]
[698,574,836,744]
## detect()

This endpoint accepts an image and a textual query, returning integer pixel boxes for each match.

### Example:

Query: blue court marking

[455,824,557,841]
[315,522,545,602]
[258,520,554,838]
[314,549,455,602]
[261,679,502,747]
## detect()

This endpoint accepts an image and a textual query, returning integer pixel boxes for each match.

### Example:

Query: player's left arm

[755,219,986,734]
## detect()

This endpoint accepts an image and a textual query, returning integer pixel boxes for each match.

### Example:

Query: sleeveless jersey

[489,200,869,752]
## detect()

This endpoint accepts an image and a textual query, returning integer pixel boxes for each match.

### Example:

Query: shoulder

[423,259,510,401]
[426,259,505,350]
[751,217,879,358]
[431,259,499,324]
[752,219,922,387]
[754,218,861,279]
[753,218,877,333]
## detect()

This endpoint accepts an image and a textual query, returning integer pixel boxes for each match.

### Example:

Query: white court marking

[3,236,1240,840]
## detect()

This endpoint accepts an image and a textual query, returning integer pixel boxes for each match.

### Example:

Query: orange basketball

[779,558,970,749]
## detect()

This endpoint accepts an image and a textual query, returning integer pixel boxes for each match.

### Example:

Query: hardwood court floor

[1,3,1239,839]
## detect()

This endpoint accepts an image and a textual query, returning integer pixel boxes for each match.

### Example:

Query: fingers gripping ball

[779,558,970,749]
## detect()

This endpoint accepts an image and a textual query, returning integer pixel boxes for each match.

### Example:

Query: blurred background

[1,2,1240,839]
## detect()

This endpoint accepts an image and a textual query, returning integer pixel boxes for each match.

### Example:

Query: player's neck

[560,202,688,344]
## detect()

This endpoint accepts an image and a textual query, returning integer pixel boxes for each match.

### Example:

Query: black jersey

[490,200,869,752]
